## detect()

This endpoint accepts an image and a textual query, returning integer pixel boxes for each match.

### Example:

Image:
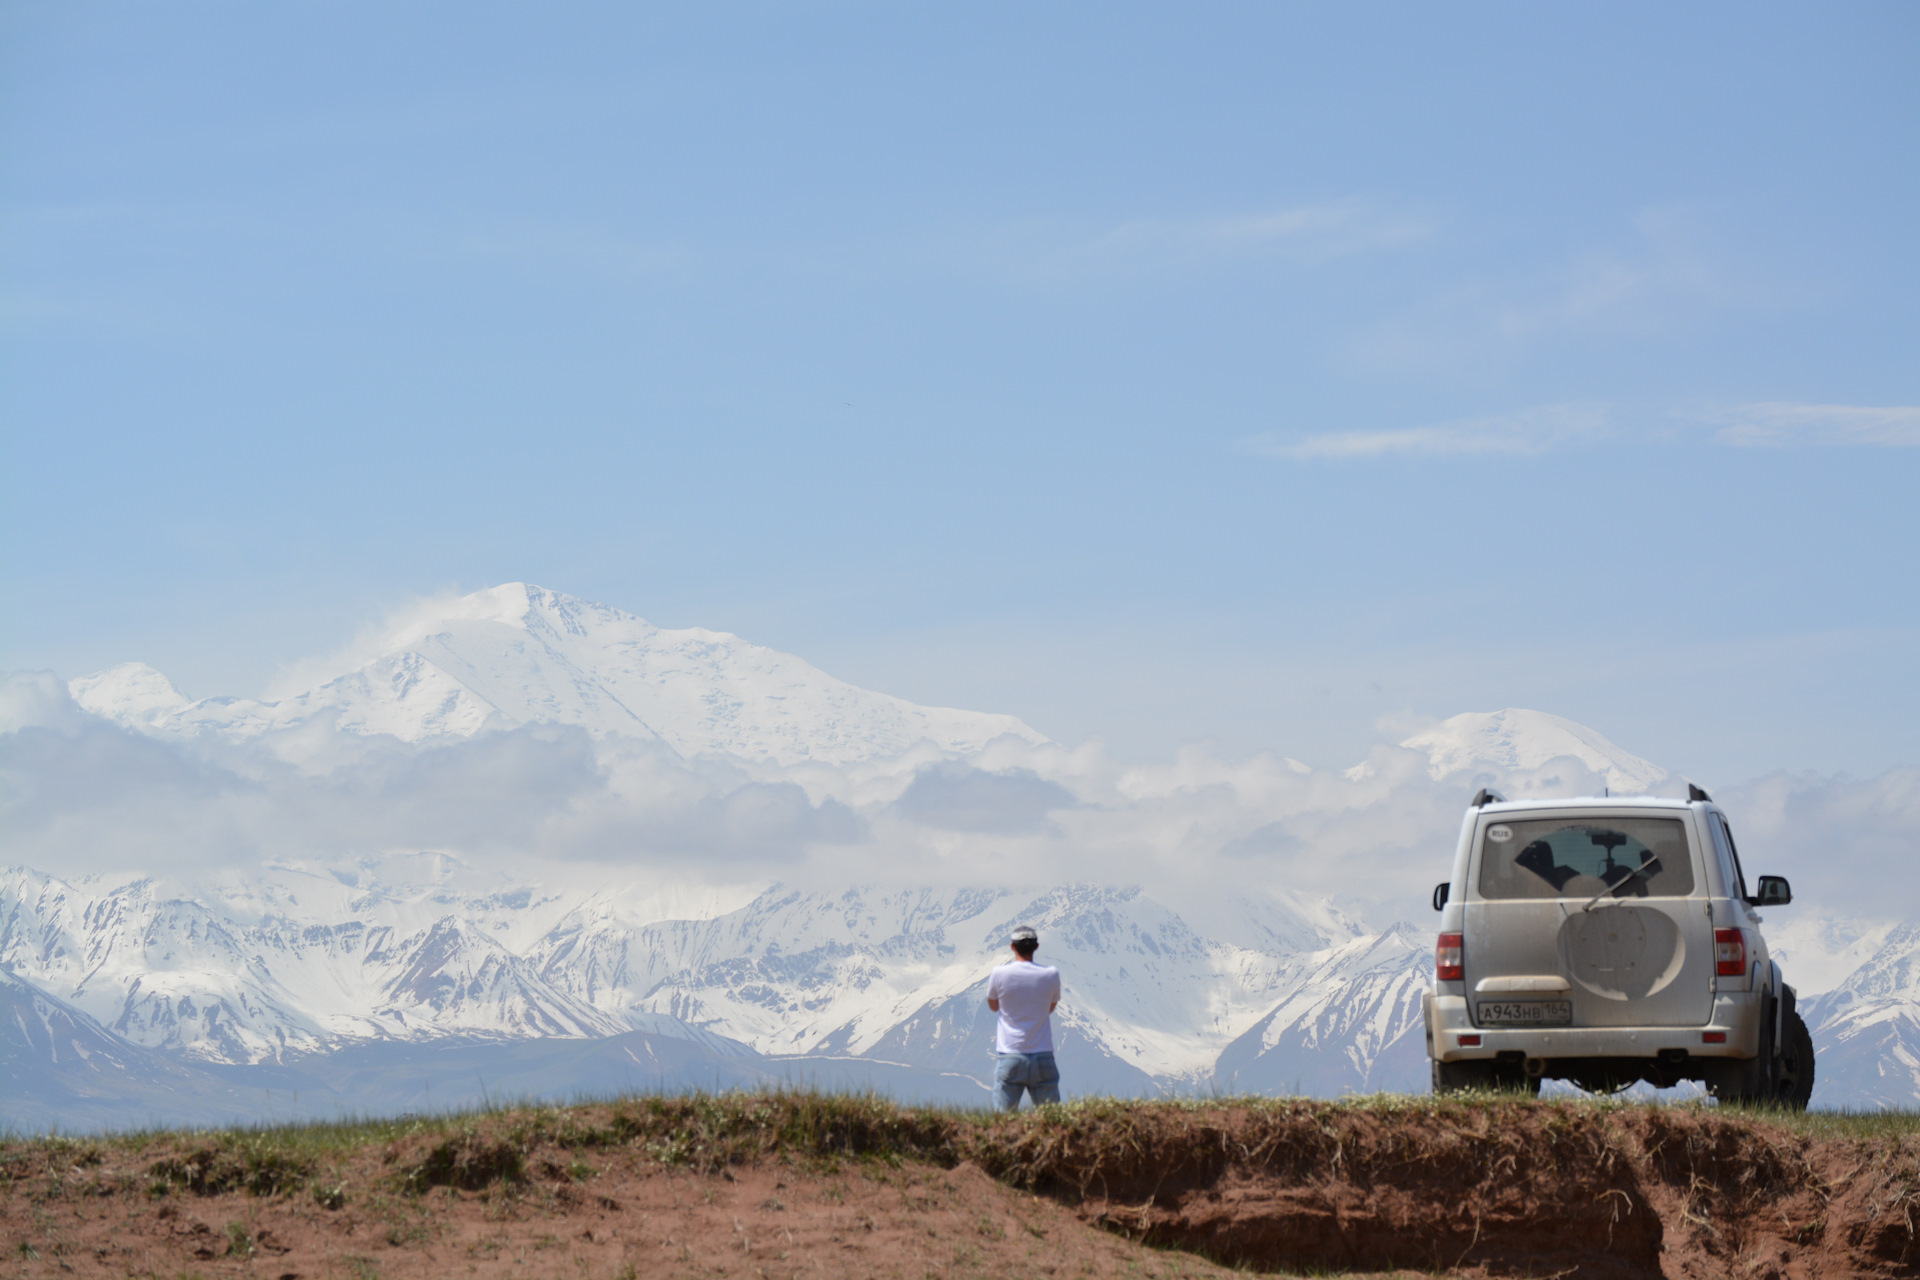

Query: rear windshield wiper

[1581,854,1660,912]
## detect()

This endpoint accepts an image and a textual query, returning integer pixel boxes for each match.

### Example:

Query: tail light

[1436,932,1464,982]
[1714,927,1747,977]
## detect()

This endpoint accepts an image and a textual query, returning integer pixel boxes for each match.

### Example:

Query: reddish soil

[1045,1105,1920,1279]
[5,1157,1256,1280]
[3,1100,1915,1279]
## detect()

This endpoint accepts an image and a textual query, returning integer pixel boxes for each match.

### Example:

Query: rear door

[1463,809,1713,1028]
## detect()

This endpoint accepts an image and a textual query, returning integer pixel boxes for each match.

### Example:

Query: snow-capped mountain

[0,965,285,1132]
[1370,709,1671,794]
[1212,924,1434,1096]
[576,882,1360,1080]
[0,861,1363,1086]
[0,860,729,1063]
[13,848,1907,1118]
[1802,924,1920,1109]
[7,582,1916,1125]
[68,584,1047,765]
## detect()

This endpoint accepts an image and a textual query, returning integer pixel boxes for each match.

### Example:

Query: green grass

[1716,1100,1920,1141]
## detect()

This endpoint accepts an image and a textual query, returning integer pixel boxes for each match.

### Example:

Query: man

[985,925,1062,1111]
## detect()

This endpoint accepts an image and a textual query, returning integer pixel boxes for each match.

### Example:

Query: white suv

[1424,786,1814,1107]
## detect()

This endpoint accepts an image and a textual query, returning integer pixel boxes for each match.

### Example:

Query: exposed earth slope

[2,1095,1914,1280]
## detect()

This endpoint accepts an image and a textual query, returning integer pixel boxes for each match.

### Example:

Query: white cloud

[1346,205,1747,375]
[5,680,1913,926]
[1244,397,1920,462]
[1719,766,1920,921]
[1705,402,1920,448]
[889,761,1077,834]
[1245,402,1608,460]
[0,709,862,877]
[0,671,92,735]
[261,587,475,699]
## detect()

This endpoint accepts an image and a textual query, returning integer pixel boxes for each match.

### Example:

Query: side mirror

[1754,875,1792,907]
[1432,882,1450,911]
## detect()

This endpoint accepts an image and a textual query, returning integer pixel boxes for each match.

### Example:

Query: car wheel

[1432,1058,1496,1093]
[1490,1060,1542,1096]
[1709,1001,1777,1105]
[1775,1010,1816,1111]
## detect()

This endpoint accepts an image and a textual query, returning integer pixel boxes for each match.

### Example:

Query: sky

[3,2,1917,783]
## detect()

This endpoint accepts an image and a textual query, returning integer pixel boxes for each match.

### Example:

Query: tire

[1709,999,1778,1106]
[1433,1058,1495,1093]
[1433,1058,1540,1096]
[1775,1010,1816,1111]
[1492,1060,1543,1096]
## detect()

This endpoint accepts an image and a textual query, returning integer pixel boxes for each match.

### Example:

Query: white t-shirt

[987,960,1061,1054]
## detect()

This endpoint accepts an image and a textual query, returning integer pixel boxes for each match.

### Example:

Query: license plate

[1477,1000,1572,1027]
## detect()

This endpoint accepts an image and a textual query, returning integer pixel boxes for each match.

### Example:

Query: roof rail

[1687,783,1712,803]
[1471,788,1506,808]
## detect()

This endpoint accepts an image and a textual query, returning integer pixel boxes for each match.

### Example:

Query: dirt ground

[4,1097,1916,1279]
[3,1155,1430,1280]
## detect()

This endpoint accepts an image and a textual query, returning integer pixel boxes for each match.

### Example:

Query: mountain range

[65,582,1045,764]
[4,583,1914,1129]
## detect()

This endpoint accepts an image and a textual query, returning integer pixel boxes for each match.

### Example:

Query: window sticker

[1487,824,1513,843]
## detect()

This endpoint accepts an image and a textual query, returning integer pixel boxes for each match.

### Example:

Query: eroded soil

[3,1097,1915,1279]
[1069,1105,1920,1279]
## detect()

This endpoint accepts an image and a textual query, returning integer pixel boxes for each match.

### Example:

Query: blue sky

[3,2,1916,780]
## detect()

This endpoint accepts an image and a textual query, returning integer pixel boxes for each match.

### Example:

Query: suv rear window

[1476,817,1694,901]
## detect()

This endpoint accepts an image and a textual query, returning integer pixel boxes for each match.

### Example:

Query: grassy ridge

[6,1093,1915,1277]
[4,1090,1916,1206]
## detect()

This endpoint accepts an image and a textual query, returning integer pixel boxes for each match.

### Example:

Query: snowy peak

[1397,709,1668,793]
[1211,923,1432,1095]
[66,583,1049,766]
[1801,924,1920,1109]
[67,663,191,727]
[370,914,627,1040]
[1,868,1361,1080]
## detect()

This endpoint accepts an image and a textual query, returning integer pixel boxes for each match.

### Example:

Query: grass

[1724,1101,1920,1141]
[2,1089,1914,1209]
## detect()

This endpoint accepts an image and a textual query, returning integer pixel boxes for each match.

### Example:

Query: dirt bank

[3,1094,1915,1279]
[988,1099,1918,1278]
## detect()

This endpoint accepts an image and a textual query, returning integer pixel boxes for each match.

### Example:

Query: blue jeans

[994,1051,1060,1111]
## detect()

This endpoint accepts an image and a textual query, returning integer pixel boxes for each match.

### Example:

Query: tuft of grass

[399,1126,526,1193]
[145,1134,316,1197]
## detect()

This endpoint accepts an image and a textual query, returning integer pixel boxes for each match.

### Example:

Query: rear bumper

[1424,990,1764,1062]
